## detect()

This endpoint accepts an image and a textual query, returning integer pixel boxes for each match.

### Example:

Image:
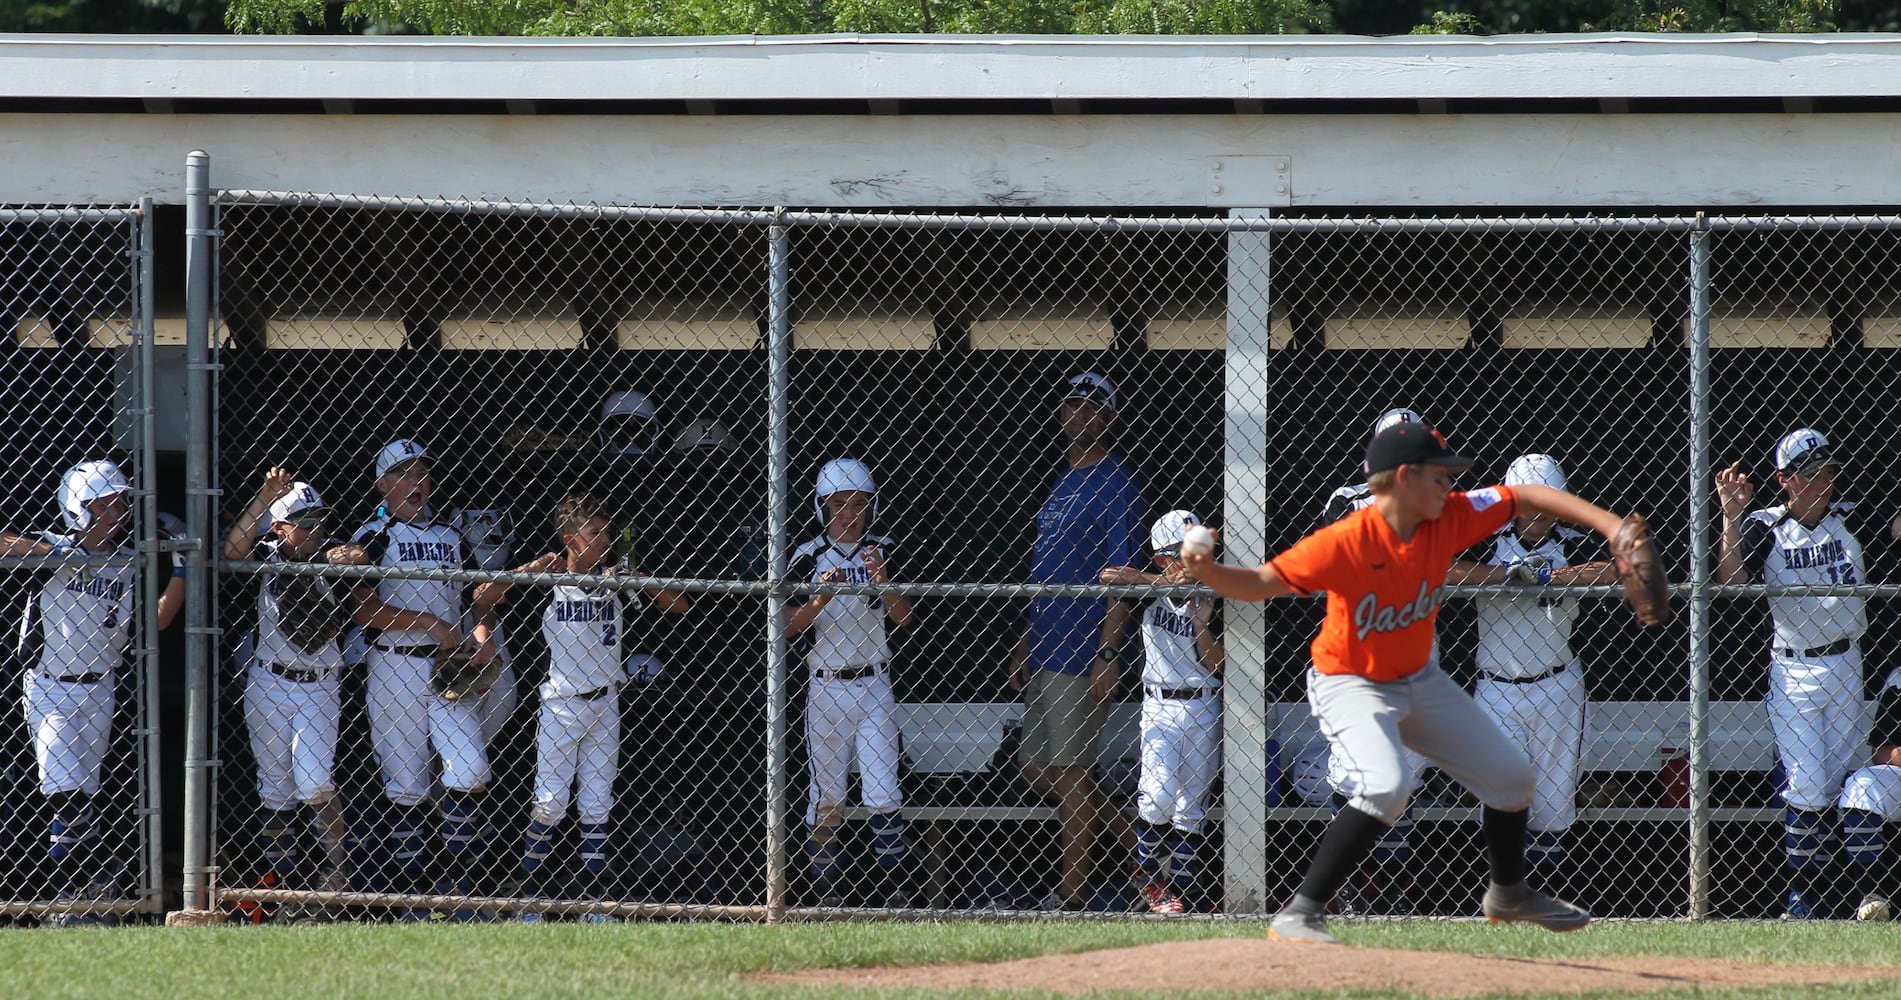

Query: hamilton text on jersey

[1782,539,1847,570]
[394,540,460,563]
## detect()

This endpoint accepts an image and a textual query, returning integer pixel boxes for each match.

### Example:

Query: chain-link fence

[192,190,1901,925]
[0,203,165,926]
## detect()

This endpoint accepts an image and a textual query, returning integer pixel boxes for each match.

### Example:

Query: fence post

[1221,209,1274,914]
[764,213,793,922]
[175,150,219,922]
[1685,213,1714,920]
[132,197,166,915]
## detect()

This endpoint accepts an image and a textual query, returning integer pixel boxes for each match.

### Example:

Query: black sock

[1483,807,1530,888]
[1294,805,1388,907]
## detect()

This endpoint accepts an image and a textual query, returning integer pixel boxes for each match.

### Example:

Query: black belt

[816,664,879,681]
[1779,637,1854,658]
[373,643,440,658]
[1485,663,1569,686]
[1147,685,1217,701]
[569,684,617,702]
[266,662,323,683]
[41,671,105,684]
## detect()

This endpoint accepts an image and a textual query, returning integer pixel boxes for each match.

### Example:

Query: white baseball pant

[1768,648,1863,812]
[1475,663,1587,833]
[1840,764,1901,821]
[1309,664,1534,825]
[806,670,901,826]
[24,672,113,796]
[531,688,621,827]
[366,648,491,805]
[245,662,342,811]
[1136,692,1221,833]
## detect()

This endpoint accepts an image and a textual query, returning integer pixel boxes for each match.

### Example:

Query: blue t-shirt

[1028,454,1146,676]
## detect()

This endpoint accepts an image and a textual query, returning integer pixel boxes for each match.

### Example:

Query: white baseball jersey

[1139,597,1218,690]
[251,537,346,674]
[353,513,475,647]
[1476,526,1589,679]
[21,533,168,675]
[789,533,896,671]
[540,574,627,700]
[1319,483,1374,528]
[1738,503,1867,649]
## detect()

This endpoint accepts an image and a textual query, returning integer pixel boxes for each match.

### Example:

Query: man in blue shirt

[1008,372,1147,910]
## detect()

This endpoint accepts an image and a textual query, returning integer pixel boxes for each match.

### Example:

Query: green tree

[223,0,1333,35]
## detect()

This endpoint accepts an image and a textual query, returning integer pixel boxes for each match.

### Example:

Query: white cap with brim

[1504,454,1568,491]
[375,439,430,479]
[1063,372,1119,412]
[268,482,331,523]
[1150,509,1202,555]
[1775,428,1837,474]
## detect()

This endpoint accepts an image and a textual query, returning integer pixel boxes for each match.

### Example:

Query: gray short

[1019,668,1107,770]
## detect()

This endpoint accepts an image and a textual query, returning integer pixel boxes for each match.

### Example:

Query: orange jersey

[1270,486,1519,682]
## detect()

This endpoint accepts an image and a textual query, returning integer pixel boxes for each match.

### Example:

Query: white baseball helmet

[1149,509,1201,556]
[453,507,516,571]
[600,389,661,457]
[1504,454,1568,491]
[1289,742,1335,807]
[1372,407,1423,437]
[58,460,132,532]
[814,458,877,524]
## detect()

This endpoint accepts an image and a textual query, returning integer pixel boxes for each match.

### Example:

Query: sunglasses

[283,515,331,531]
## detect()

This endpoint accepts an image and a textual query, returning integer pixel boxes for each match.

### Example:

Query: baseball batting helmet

[1149,509,1201,556]
[814,458,878,524]
[58,460,132,531]
[1289,742,1334,807]
[1505,454,1568,491]
[600,390,661,457]
[1372,407,1423,438]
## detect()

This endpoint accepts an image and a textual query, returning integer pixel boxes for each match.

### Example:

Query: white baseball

[1180,524,1216,558]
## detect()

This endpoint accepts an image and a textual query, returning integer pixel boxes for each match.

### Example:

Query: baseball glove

[431,646,502,701]
[274,573,351,655]
[1611,514,1671,627]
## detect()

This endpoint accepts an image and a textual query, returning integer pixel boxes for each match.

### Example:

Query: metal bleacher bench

[840,698,1855,827]
[833,700,1851,906]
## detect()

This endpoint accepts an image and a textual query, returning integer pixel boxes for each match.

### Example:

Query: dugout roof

[5,33,1901,205]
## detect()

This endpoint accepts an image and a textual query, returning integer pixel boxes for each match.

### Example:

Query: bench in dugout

[839,700,1877,908]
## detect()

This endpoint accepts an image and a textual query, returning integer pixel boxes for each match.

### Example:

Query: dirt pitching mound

[763,937,1896,997]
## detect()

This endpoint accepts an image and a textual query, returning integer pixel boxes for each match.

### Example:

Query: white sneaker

[1268,911,1338,944]
[1482,883,1590,932]
[1856,893,1892,922]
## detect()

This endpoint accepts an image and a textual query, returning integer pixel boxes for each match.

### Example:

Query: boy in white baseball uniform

[489,492,688,921]
[1128,511,1223,913]
[1717,429,1886,918]
[222,468,366,921]
[1837,679,1901,921]
[351,439,509,918]
[1449,455,1615,882]
[0,460,185,925]
[787,458,916,907]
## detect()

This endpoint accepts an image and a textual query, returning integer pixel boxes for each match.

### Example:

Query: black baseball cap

[1363,423,1473,477]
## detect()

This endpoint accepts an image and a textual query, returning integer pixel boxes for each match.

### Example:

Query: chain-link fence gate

[193,180,1901,925]
[0,203,165,927]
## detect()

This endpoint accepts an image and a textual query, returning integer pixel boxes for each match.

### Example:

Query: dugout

[7,33,1901,918]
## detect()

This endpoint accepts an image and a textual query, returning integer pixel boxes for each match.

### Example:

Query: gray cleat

[1268,911,1339,944]
[1482,882,1591,932]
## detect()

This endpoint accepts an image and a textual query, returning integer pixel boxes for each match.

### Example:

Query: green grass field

[5,919,1901,999]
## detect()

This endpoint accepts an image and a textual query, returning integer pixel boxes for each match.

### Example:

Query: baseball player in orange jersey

[1183,423,1626,944]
